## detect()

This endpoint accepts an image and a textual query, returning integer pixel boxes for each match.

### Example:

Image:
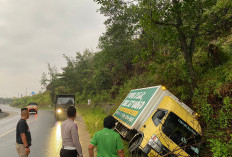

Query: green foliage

[202,0,232,40]
[60,50,95,94]
[208,138,232,157]
[146,54,193,101]
[193,59,232,156]
[93,70,112,91]
[219,97,232,129]
[200,103,214,124]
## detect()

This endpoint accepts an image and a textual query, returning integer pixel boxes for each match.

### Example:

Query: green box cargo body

[113,85,194,131]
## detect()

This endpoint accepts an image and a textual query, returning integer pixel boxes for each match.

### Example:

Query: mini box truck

[113,85,201,157]
[55,94,75,120]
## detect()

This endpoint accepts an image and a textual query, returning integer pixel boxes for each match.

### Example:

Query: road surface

[0,104,91,157]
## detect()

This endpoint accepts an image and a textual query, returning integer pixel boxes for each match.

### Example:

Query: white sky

[0,0,106,98]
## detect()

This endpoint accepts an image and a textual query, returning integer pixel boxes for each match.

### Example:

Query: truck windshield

[57,97,74,105]
[162,112,201,156]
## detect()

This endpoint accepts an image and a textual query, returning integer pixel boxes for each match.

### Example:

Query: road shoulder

[0,112,9,119]
[75,113,96,157]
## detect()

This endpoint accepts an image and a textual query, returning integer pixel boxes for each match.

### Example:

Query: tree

[138,0,227,99]
[60,49,95,93]
[47,63,58,81]
[201,0,232,40]
[47,63,58,103]
[40,72,48,92]
[94,0,142,89]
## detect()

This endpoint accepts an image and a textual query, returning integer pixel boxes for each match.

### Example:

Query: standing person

[60,106,83,157]
[88,115,125,157]
[16,108,31,157]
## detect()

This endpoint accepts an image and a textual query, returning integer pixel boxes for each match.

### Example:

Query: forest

[12,0,232,156]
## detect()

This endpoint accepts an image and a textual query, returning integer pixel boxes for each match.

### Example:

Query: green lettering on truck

[114,87,158,126]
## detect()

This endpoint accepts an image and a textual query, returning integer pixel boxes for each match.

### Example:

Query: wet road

[0,104,91,157]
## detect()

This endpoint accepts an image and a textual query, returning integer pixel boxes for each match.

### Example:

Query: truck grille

[160,146,177,157]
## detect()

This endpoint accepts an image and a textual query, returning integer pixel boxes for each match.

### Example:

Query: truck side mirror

[157,112,165,119]
[152,110,167,126]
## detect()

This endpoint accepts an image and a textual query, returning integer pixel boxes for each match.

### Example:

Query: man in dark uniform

[16,108,32,157]
[60,106,83,157]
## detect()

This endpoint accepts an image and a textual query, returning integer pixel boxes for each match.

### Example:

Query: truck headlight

[57,109,62,114]
[148,134,162,153]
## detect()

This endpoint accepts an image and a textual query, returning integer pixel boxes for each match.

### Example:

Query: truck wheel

[129,135,142,152]
[129,135,148,157]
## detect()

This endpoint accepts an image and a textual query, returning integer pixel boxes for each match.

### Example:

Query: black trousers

[60,148,78,157]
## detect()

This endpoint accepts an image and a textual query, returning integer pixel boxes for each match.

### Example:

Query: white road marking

[0,128,16,138]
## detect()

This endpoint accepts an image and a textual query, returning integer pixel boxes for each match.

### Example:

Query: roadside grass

[76,104,106,137]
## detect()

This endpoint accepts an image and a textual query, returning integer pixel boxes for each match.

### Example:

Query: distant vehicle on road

[27,102,38,114]
[54,95,75,120]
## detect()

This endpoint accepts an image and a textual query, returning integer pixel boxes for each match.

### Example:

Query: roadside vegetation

[0,97,13,104]
[11,0,232,156]
[11,91,52,109]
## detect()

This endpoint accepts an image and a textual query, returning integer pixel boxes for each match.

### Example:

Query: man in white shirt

[60,106,83,157]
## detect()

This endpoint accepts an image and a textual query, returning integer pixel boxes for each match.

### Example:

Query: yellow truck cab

[113,86,201,157]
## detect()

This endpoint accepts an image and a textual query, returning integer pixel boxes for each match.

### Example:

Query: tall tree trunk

[179,38,196,101]
[173,0,197,102]
[184,50,196,100]
[176,27,196,101]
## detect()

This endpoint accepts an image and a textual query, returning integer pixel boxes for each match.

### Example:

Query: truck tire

[129,135,148,157]
[129,135,142,152]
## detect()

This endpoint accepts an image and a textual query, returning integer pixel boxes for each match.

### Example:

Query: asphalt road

[0,104,91,157]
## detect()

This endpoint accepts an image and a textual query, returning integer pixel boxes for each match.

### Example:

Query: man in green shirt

[88,115,125,157]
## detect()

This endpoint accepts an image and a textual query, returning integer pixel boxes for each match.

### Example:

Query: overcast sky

[0,0,106,98]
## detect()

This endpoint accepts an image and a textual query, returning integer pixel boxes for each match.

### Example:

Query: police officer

[16,108,32,157]
[60,106,83,157]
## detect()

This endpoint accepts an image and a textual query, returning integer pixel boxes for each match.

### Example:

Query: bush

[193,60,232,156]
[208,138,232,157]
